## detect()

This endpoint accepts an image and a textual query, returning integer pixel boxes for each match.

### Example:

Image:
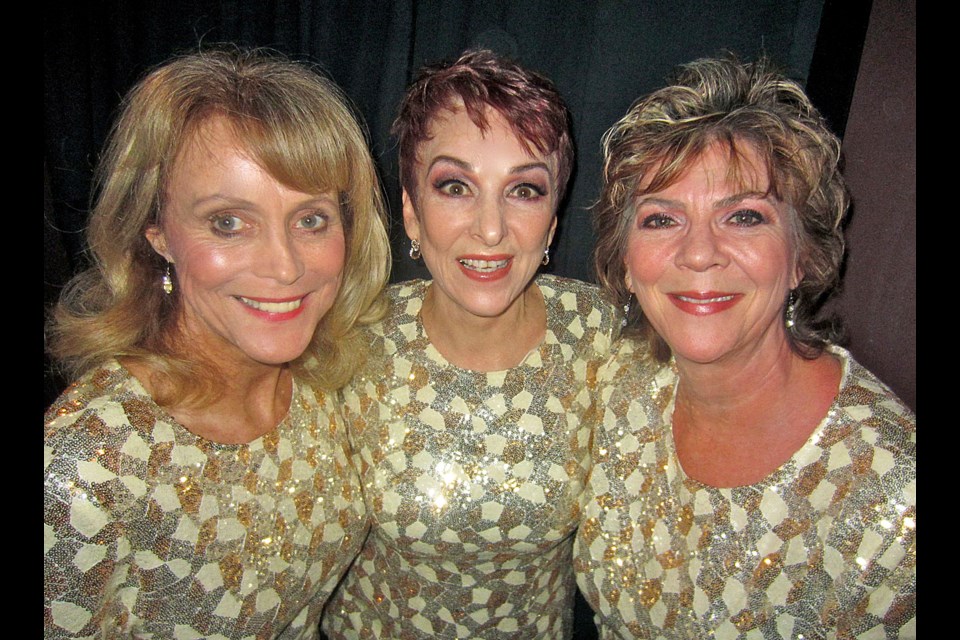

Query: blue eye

[211,214,244,235]
[297,212,328,230]
[728,209,765,226]
[640,213,676,229]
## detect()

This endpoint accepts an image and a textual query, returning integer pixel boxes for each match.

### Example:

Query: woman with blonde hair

[44,47,389,638]
[575,56,915,638]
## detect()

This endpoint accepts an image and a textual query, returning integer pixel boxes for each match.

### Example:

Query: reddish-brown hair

[393,49,574,202]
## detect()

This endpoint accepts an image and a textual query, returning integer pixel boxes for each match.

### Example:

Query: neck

[673,335,800,421]
[421,281,546,371]
[670,337,841,487]
[125,352,294,445]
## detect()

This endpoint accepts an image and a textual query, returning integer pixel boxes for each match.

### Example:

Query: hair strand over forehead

[47,46,390,403]
[392,48,574,203]
[593,54,848,360]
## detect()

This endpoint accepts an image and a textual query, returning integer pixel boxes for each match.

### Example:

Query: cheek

[623,237,664,291]
[311,238,347,281]
[169,241,240,289]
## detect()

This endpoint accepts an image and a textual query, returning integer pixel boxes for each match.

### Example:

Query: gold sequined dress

[44,361,367,639]
[574,341,916,639]
[322,274,617,639]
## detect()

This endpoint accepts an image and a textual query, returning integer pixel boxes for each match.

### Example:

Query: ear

[401,189,420,242]
[789,250,804,290]
[546,215,558,247]
[145,225,173,263]
[623,257,634,294]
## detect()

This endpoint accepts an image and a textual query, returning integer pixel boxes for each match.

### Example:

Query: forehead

[641,139,773,197]
[417,103,557,172]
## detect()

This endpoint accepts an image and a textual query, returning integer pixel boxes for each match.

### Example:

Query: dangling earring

[621,301,630,328]
[162,263,174,295]
[409,239,421,261]
[785,290,797,328]
[541,247,550,266]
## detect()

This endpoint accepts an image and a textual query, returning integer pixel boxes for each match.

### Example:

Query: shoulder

[538,274,621,345]
[829,347,916,460]
[371,279,427,334]
[45,361,155,457]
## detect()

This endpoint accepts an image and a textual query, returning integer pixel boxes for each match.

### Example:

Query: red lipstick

[457,255,513,282]
[668,291,742,316]
[236,295,307,321]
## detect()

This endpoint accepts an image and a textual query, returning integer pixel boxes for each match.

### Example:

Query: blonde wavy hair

[48,47,390,404]
[594,55,847,361]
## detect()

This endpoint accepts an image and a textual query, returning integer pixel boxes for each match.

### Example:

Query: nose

[675,222,727,271]
[257,231,305,284]
[472,196,507,246]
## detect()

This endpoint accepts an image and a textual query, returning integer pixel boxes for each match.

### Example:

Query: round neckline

[663,347,850,491]
[115,359,297,448]
[413,278,552,375]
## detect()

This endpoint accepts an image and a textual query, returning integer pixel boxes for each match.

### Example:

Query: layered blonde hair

[594,56,847,360]
[48,47,390,403]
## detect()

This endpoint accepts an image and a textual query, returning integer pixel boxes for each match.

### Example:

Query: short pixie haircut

[49,47,390,401]
[393,48,574,203]
[594,55,847,360]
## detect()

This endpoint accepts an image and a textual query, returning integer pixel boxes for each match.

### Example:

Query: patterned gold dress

[44,361,367,639]
[575,340,916,639]
[322,274,617,639]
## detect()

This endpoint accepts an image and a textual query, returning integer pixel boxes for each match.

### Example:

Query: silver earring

[621,302,630,328]
[409,239,421,261]
[785,290,797,328]
[162,263,174,295]
[541,247,550,266]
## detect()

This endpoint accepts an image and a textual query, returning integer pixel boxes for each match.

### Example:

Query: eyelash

[639,213,676,229]
[434,179,470,197]
[296,211,330,231]
[210,214,245,237]
[727,209,765,226]
[511,183,547,199]
[209,211,330,237]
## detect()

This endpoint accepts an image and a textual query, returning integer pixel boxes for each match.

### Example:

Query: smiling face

[146,116,346,370]
[624,141,801,368]
[403,106,558,322]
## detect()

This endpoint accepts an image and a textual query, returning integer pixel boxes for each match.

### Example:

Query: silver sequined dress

[322,274,617,639]
[44,361,367,639]
[574,340,916,639]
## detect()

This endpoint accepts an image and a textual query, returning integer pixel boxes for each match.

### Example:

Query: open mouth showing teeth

[676,294,735,304]
[459,258,509,272]
[239,297,303,313]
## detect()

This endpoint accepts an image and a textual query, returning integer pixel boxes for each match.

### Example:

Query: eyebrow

[636,191,772,210]
[426,155,552,176]
[188,193,338,210]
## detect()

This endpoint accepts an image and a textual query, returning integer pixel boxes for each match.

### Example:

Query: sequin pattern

[44,361,367,639]
[574,341,916,639]
[323,275,617,639]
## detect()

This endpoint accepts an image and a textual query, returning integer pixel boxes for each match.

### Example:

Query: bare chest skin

[671,353,841,487]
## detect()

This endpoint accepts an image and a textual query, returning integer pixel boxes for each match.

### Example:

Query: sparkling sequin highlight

[574,342,916,639]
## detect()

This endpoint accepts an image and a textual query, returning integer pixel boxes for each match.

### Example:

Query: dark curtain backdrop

[46,1,914,414]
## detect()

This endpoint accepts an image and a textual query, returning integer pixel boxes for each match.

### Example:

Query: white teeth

[459,258,509,272]
[677,295,734,304]
[239,297,303,313]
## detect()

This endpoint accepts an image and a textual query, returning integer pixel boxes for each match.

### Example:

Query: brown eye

[511,183,546,200]
[436,180,470,197]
